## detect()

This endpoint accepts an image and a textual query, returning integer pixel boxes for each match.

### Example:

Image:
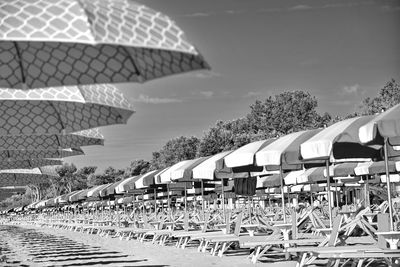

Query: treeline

[1,79,399,210]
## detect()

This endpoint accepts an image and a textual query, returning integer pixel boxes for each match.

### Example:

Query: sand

[0,224,297,267]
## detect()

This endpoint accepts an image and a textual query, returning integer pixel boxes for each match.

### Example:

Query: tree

[87,166,124,187]
[247,91,331,136]
[357,79,400,115]
[125,159,151,176]
[150,136,200,169]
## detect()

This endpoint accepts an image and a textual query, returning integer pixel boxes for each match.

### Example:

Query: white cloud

[193,71,221,79]
[290,5,312,10]
[342,84,360,94]
[131,94,183,104]
[199,91,214,98]
[183,12,212,17]
[244,91,264,98]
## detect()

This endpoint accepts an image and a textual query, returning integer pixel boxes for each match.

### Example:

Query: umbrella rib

[120,45,142,79]
[13,41,27,87]
[47,101,66,133]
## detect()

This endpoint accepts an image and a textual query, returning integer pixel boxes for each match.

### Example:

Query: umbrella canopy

[0,0,209,89]
[255,129,322,170]
[0,147,84,161]
[192,151,232,180]
[0,166,58,186]
[156,161,191,184]
[0,84,134,135]
[354,161,397,176]
[0,128,103,150]
[69,188,89,202]
[87,183,110,198]
[256,174,281,188]
[0,158,61,169]
[300,116,380,162]
[297,167,327,184]
[170,157,209,182]
[115,175,140,193]
[359,104,400,145]
[99,180,124,197]
[283,170,306,185]
[134,170,163,189]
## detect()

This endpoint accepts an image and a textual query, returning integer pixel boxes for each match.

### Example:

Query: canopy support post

[279,166,286,223]
[326,160,333,228]
[221,178,226,222]
[384,137,394,231]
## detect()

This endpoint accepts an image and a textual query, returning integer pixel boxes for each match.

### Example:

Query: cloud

[290,5,312,10]
[244,91,265,98]
[342,84,360,94]
[225,9,245,15]
[131,94,183,104]
[199,91,214,98]
[193,71,221,79]
[182,12,212,17]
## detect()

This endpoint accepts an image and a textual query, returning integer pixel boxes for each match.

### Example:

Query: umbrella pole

[279,166,286,223]
[326,160,333,228]
[365,176,370,207]
[167,184,171,220]
[221,178,226,222]
[201,180,205,220]
[184,183,187,213]
[154,188,157,216]
[383,137,394,231]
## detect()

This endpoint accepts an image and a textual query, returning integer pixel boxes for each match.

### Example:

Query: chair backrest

[183,212,189,231]
[377,213,390,249]
[202,212,211,233]
[328,215,343,247]
[233,212,243,236]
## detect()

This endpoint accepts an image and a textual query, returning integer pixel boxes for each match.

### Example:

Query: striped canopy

[156,161,191,184]
[297,167,327,184]
[170,157,209,181]
[192,151,231,180]
[256,174,281,188]
[99,180,123,197]
[0,84,134,135]
[134,170,163,189]
[0,128,103,151]
[87,183,110,198]
[301,116,380,162]
[115,175,142,193]
[359,104,400,145]
[283,170,306,185]
[354,161,397,176]
[69,189,89,202]
[255,129,322,169]
[0,0,209,89]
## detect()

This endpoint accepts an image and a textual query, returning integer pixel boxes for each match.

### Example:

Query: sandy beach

[0,224,296,267]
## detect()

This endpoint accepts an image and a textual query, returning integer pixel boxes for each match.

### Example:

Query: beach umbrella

[134,170,163,189]
[0,128,104,151]
[0,84,133,135]
[99,180,125,198]
[300,116,381,227]
[87,184,111,199]
[0,158,61,169]
[0,0,209,89]
[359,104,400,230]
[169,157,209,212]
[115,175,140,194]
[69,188,89,202]
[0,147,84,161]
[0,166,59,186]
[255,129,322,222]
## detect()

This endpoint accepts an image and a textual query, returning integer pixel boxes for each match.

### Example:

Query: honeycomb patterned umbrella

[0,128,103,150]
[0,166,59,186]
[0,147,84,161]
[0,158,62,169]
[0,0,209,89]
[0,84,134,135]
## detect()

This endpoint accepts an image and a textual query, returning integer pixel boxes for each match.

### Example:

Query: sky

[66,0,400,172]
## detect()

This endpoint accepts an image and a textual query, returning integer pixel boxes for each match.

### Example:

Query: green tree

[247,91,331,136]
[125,159,151,176]
[150,136,200,169]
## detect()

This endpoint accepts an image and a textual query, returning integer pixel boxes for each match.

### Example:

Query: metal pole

[326,160,333,228]
[221,178,226,222]
[201,180,205,220]
[184,183,187,213]
[383,138,394,231]
[365,175,370,207]
[154,188,157,216]
[279,166,286,223]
